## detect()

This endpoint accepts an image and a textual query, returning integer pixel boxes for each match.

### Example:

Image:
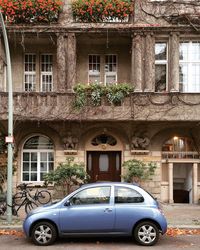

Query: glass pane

[99,154,109,172]
[155,43,167,60]
[179,42,189,60]
[155,64,167,92]
[31,163,37,171]
[48,152,54,161]
[31,152,37,161]
[40,173,45,181]
[23,152,29,161]
[88,154,92,171]
[31,173,37,181]
[116,153,120,171]
[41,152,47,162]
[191,42,200,61]
[23,173,29,181]
[23,163,29,171]
[115,187,144,203]
[49,163,54,171]
[89,75,100,83]
[40,162,47,171]
[70,186,111,205]
[24,136,53,149]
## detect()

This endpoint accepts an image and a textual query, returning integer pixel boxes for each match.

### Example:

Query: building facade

[0,0,200,203]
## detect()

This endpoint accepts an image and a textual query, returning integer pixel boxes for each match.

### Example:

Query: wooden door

[87,151,121,182]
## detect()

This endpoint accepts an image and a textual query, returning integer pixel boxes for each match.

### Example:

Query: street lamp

[0,13,13,224]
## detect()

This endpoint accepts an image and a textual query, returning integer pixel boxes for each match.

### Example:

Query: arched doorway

[162,136,198,204]
[86,133,123,182]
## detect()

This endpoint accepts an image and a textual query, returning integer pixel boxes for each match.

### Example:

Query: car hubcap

[34,225,52,244]
[138,225,156,244]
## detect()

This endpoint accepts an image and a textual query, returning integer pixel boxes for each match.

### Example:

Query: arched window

[91,134,117,146]
[22,136,54,182]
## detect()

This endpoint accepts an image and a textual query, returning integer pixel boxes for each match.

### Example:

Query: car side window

[70,186,111,205]
[115,187,144,204]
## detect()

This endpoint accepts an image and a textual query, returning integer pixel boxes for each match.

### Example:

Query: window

[24,53,53,92]
[115,187,144,203]
[88,54,117,85]
[22,136,54,182]
[105,55,117,85]
[155,43,168,92]
[179,41,200,92]
[41,54,53,92]
[70,186,111,205]
[24,54,36,91]
[88,55,101,83]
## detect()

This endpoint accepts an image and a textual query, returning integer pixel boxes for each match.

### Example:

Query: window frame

[24,53,36,92]
[88,54,118,85]
[155,42,168,92]
[40,54,53,92]
[179,41,200,93]
[21,135,54,183]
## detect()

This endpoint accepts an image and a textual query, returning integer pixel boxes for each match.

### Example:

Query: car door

[114,186,145,233]
[59,185,115,234]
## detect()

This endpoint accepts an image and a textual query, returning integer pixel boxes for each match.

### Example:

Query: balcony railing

[162,151,200,159]
[1,92,200,121]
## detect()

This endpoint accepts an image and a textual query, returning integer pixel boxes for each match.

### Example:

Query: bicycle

[13,183,52,207]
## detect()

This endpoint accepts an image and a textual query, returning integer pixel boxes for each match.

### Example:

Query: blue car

[23,182,167,246]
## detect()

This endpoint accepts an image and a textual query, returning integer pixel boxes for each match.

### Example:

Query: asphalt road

[0,234,199,250]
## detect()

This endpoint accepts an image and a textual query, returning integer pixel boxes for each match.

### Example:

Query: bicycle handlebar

[17,183,31,190]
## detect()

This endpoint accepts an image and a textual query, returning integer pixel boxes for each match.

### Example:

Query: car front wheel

[134,221,159,246]
[31,221,57,246]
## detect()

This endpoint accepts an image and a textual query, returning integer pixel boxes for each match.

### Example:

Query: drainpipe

[0,13,13,224]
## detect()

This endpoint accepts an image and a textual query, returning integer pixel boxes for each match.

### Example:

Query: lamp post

[0,13,13,224]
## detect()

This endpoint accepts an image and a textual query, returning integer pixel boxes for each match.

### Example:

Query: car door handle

[104,208,112,212]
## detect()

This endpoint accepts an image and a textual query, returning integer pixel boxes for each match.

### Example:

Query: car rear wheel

[31,221,57,246]
[134,221,159,246]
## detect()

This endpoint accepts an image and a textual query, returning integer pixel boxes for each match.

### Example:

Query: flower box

[72,0,133,23]
[0,0,63,24]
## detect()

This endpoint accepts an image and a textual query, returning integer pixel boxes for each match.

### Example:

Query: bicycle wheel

[25,201,38,214]
[0,202,6,216]
[37,190,51,204]
[13,191,26,206]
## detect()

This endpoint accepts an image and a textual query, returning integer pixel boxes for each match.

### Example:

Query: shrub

[44,157,90,196]
[122,159,157,185]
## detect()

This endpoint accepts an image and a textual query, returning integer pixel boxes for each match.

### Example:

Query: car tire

[133,221,159,246]
[31,221,57,246]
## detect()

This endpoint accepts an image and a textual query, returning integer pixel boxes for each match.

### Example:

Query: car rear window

[115,186,144,204]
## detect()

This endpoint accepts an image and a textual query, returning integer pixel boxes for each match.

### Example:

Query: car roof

[81,182,140,188]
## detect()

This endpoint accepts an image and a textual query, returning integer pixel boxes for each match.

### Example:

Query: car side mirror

[65,200,71,207]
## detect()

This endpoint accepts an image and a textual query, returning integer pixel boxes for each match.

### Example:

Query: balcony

[0,92,200,121]
[162,151,200,159]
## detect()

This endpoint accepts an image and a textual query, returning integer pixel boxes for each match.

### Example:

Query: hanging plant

[73,83,134,110]
[72,0,133,23]
[106,83,132,105]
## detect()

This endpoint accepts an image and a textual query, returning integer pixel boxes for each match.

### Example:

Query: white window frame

[179,41,200,93]
[40,54,53,92]
[104,54,118,85]
[155,42,168,92]
[21,135,54,183]
[24,53,36,92]
[88,54,101,84]
[22,150,54,182]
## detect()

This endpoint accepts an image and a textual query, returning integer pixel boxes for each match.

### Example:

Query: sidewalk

[0,203,200,230]
[162,203,200,229]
